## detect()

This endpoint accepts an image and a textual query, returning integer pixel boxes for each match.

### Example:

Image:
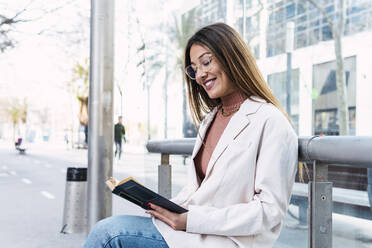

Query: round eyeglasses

[185,53,214,80]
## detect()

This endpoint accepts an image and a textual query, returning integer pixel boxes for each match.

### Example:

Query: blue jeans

[83,215,169,248]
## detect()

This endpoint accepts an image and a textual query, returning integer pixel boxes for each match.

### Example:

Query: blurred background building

[195,0,372,136]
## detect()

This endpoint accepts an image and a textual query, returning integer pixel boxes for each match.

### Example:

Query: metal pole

[147,83,151,140]
[164,21,169,139]
[286,52,292,116]
[309,161,332,248]
[159,153,171,199]
[164,56,168,139]
[161,6,168,139]
[286,22,294,118]
[87,0,114,232]
[242,0,246,42]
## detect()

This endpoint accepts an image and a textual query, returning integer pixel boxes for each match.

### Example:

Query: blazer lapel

[203,97,266,180]
[191,107,218,160]
[187,108,218,189]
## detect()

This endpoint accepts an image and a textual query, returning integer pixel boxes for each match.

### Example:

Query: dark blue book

[106,177,188,214]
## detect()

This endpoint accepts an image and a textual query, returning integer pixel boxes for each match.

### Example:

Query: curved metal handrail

[147,136,372,168]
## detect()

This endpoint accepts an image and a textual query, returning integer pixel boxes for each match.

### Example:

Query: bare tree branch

[0,0,77,52]
[305,0,335,34]
[27,0,77,22]
[337,0,346,36]
[0,0,37,25]
[257,0,264,13]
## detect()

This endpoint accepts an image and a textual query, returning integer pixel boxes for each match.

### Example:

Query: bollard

[61,167,88,234]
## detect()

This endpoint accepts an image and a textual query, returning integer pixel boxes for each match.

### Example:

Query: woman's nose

[196,69,207,82]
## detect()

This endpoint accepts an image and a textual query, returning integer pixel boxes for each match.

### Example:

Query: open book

[106,177,188,214]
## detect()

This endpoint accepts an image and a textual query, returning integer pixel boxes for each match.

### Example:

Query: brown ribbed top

[194,90,247,183]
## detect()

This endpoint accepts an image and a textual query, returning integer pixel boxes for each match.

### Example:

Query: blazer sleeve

[170,185,190,205]
[186,115,298,236]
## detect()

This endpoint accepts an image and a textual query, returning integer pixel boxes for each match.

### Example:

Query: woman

[83,23,298,248]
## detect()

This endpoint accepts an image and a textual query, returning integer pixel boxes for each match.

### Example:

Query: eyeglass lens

[186,54,212,79]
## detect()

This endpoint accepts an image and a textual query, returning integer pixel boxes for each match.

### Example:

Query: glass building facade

[266,0,372,57]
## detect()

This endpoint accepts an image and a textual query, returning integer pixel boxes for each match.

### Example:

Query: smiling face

[189,44,236,99]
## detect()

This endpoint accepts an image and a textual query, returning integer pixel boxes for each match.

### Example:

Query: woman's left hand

[146,203,187,231]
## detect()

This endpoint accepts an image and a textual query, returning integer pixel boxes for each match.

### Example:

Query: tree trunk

[306,0,349,135]
[334,0,349,135]
[334,32,349,135]
[12,123,16,142]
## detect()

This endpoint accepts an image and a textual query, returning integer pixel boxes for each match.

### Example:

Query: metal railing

[146,136,372,248]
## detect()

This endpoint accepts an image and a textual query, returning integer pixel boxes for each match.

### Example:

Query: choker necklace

[220,105,240,117]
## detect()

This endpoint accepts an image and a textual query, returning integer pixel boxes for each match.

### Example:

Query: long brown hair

[184,23,288,125]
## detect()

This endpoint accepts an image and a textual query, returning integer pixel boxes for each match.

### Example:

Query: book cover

[106,177,188,214]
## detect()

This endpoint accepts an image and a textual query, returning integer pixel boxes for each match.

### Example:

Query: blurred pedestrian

[64,129,70,150]
[114,116,126,160]
[84,23,298,248]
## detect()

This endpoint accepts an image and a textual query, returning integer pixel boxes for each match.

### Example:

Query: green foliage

[134,7,200,90]
[137,43,145,51]
[7,98,28,125]
[136,31,164,89]
[68,58,89,125]
[67,58,89,103]
[168,7,201,67]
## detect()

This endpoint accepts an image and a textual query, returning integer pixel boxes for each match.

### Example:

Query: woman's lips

[204,79,216,91]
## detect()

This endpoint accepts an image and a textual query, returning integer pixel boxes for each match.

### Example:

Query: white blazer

[153,97,298,248]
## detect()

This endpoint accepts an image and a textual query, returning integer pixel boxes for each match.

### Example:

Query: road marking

[21,178,32,184]
[9,170,16,176]
[0,172,9,177]
[2,166,8,170]
[41,191,55,199]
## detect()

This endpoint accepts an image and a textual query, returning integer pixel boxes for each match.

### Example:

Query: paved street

[1,140,372,247]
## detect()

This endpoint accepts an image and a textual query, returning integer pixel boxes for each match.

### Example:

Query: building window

[286,3,295,19]
[309,28,320,45]
[275,8,285,23]
[312,56,356,135]
[297,2,306,15]
[321,25,333,41]
[298,14,307,23]
[265,0,372,57]
[314,107,356,136]
[253,44,260,59]
[267,69,300,133]
[295,32,307,48]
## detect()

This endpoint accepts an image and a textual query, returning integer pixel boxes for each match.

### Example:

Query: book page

[106,177,117,191]
[118,177,143,186]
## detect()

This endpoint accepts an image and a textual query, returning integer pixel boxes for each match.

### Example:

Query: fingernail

[146,203,151,207]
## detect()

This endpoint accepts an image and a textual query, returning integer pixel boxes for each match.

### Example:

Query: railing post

[309,161,332,248]
[158,153,171,199]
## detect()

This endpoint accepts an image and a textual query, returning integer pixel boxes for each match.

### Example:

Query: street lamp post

[87,0,114,232]
[286,22,295,118]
